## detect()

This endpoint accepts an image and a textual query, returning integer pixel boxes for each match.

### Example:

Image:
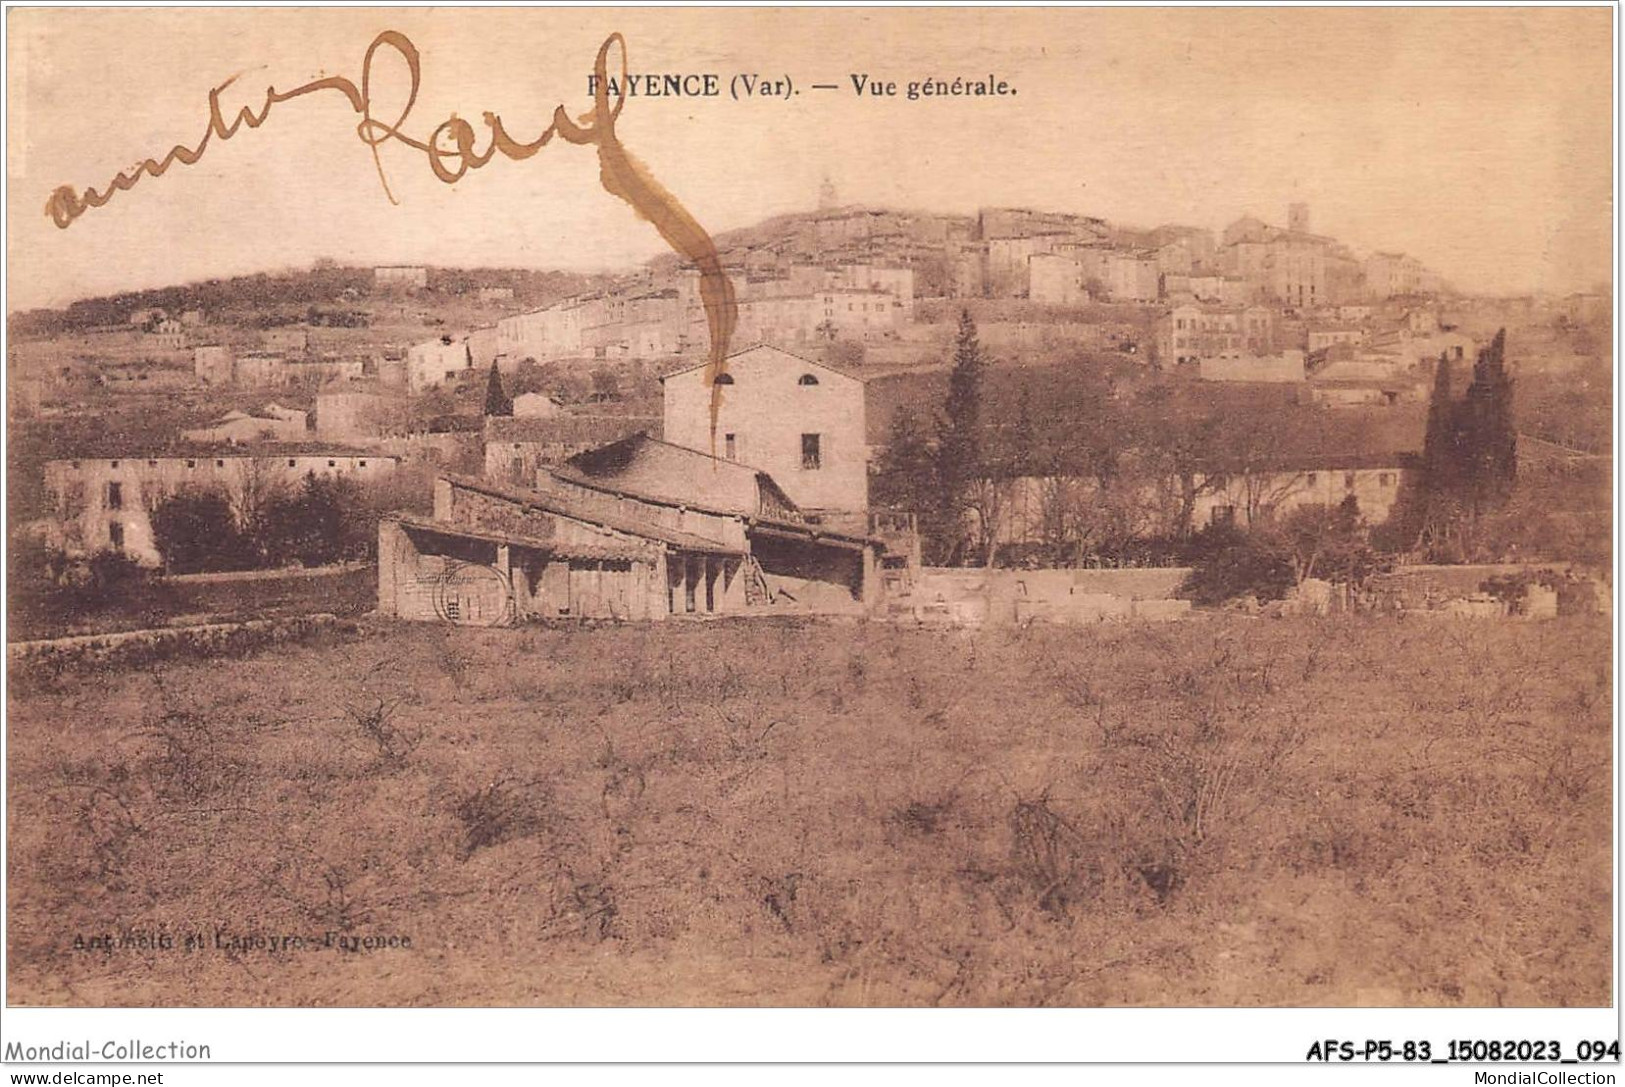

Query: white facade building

[660,344,868,518]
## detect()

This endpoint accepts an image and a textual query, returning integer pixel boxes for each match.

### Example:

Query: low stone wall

[7,614,351,675]
[9,565,377,644]
[912,567,1194,626]
[1370,563,1605,618]
[160,565,377,624]
[161,562,371,584]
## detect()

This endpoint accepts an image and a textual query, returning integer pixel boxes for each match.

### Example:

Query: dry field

[6,612,1612,1006]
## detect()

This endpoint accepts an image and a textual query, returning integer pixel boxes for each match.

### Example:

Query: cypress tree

[874,406,936,513]
[935,310,987,562]
[1010,385,1036,476]
[1407,350,1461,553]
[1420,351,1457,497]
[1458,328,1516,513]
[1410,330,1517,556]
[483,358,513,416]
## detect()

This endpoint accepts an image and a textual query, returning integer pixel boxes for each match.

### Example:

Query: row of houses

[35,344,874,564]
[1148,293,1477,406]
[166,204,1451,402]
[34,343,1426,625]
[988,453,1417,555]
[41,447,400,563]
[492,263,917,369]
[966,204,1445,309]
[195,346,366,388]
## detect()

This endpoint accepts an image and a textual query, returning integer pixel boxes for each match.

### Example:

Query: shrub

[456,778,563,860]
[344,693,418,769]
[261,474,373,567]
[1179,537,1295,606]
[1479,568,1561,604]
[10,541,171,635]
[6,614,350,676]
[1181,499,1383,606]
[151,488,253,573]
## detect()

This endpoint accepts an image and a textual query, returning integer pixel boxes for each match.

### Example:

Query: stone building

[512,392,562,418]
[262,327,310,354]
[1192,454,1419,529]
[1364,252,1436,299]
[482,414,657,486]
[43,446,400,566]
[660,344,868,522]
[1028,252,1088,306]
[732,288,903,347]
[374,265,428,290]
[193,345,234,385]
[990,453,1418,549]
[315,390,403,440]
[183,405,308,443]
[1157,303,1277,365]
[406,336,474,393]
[377,468,887,625]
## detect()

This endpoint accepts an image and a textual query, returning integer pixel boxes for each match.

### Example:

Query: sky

[5,6,1614,312]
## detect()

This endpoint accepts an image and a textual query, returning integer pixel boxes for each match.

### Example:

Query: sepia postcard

[2,2,1616,1067]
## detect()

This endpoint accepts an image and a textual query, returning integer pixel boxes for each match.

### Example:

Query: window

[109,460,120,469]
[359,460,367,468]
[147,460,158,468]
[328,460,337,468]
[288,459,297,468]
[1344,472,1357,490]
[798,374,819,386]
[108,521,124,549]
[107,482,123,511]
[1379,472,1394,487]
[186,459,196,469]
[216,460,225,468]
[1305,472,1317,486]
[713,372,734,386]
[724,433,737,461]
[1211,505,1236,528]
[801,433,822,470]
[70,460,81,470]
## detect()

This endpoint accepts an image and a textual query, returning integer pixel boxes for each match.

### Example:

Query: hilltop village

[6,195,1611,634]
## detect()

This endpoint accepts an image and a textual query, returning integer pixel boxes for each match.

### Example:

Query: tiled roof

[440,473,741,554]
[387,512,650,561]
[658,343,866,383]
[45,441,394,462]
[482,414,655,444]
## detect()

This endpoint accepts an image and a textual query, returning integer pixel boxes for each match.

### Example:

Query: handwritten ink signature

[43,30,737,387]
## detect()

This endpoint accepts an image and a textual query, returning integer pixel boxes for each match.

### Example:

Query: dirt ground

[6,612,1612,1007]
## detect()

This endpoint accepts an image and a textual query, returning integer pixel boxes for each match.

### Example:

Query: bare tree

[964,476,1010,567]
[230,456,290,543]
[1239,469,1311,527]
